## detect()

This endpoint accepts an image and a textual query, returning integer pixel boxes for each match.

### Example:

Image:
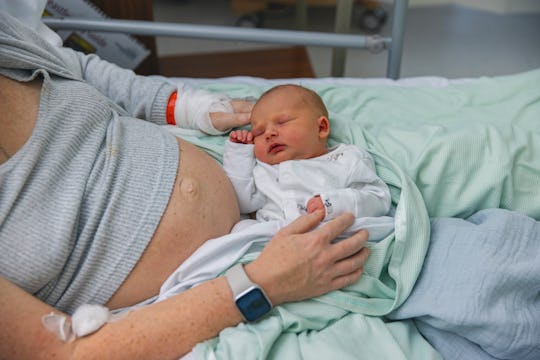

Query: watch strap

[225,263,253,297]
[225,263,273,321]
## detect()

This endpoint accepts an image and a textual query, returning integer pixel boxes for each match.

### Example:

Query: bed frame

[43,0,408,79]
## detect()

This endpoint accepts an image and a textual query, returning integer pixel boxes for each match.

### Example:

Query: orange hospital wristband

[166,91,177,125]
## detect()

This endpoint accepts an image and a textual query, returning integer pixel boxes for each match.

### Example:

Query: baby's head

[250,84,330,165]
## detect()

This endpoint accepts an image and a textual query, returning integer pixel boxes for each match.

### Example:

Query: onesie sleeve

[319,146,391,220]
[223,140,267,214]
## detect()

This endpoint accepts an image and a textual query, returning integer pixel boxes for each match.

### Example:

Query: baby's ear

[317,116,330,139]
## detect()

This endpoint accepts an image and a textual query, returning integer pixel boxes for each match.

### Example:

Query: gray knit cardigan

[0,13,179,314]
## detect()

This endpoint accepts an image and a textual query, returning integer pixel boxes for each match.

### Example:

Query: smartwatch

[224,263,273,322]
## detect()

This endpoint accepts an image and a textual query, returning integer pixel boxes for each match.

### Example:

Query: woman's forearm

[72,276,241,360]
[0,275,241,360]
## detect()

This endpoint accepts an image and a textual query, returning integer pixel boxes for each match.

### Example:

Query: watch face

[236,288,272,322]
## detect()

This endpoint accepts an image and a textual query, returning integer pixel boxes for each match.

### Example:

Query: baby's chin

[257,153,290,165]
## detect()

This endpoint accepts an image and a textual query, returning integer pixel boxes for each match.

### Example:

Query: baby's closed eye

[251,128,264,137]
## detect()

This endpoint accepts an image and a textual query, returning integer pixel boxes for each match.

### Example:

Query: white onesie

[223,142,394,240]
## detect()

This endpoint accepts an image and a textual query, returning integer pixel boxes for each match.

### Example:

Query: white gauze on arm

[174,84,233,135]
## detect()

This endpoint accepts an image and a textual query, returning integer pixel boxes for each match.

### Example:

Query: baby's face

[251,88,328,165]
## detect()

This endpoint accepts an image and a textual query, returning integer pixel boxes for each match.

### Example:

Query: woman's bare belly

[106,138,240,309]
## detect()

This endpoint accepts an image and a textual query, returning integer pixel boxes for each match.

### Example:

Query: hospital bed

[43,1,540,359]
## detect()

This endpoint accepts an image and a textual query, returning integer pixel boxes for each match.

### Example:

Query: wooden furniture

[158,46,314,79]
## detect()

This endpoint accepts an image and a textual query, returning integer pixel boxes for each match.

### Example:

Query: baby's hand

[229,129,254,144]
[307,195,325,214]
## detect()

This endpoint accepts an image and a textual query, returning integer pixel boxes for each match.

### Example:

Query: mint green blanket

[175,69,540,359]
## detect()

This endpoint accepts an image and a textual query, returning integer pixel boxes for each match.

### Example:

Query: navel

[178,177,200,199]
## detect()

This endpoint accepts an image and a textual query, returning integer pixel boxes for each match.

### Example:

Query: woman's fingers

[328,237,370,291]
[313,219,369,288]
[329,228,369,261]
[277,212,367,264]
[209,111,251,131]
[209,99,253,131]
[331,262,367,290]
[250,212,371,305]
[231,99,254,113]
[276,209,325,236]
[332,244,370,278]
[309,212,356,243]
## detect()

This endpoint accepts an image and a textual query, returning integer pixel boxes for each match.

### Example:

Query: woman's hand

[210,99,253,132]
[245,211,370,306]
[174,86,252,134]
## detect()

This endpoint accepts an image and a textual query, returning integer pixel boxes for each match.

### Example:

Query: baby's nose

[265,127,277,139]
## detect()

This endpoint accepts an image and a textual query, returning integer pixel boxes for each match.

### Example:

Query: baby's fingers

[238,130,252,143]
[229,130,241,142]
[239,131,254,144]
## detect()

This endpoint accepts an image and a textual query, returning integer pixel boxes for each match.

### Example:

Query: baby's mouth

[268,143,285,154]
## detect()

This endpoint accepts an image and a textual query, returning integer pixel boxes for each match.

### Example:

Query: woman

[0,11,369,359]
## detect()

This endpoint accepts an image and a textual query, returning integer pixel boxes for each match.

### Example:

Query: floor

[152,0,540,79]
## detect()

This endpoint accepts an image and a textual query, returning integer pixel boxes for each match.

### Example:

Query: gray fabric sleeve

[59,47,175,125]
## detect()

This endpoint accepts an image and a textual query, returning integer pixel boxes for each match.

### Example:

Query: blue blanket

[389,209,540,360]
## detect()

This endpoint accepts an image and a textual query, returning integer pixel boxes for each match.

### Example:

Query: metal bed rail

[43,0,408,79]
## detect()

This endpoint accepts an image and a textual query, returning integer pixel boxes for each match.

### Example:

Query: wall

[397,0,540,14]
